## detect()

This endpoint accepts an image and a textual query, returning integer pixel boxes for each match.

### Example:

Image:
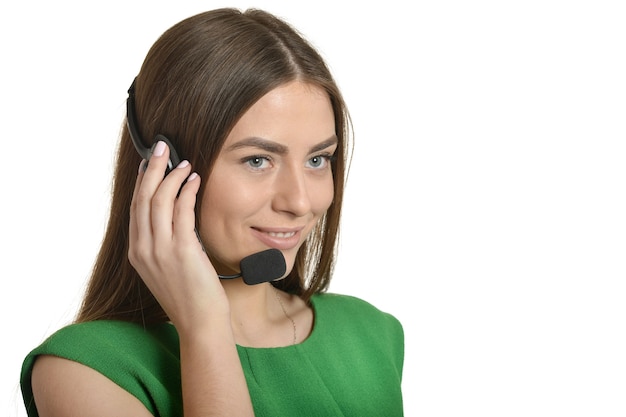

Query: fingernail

[177,160,190,169]
[188,172,198,181]
[152,140,166,157]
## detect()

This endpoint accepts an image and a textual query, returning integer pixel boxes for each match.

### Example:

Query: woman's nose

[271,166,312,217]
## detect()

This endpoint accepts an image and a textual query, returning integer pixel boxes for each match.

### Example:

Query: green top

[21,293,404,416]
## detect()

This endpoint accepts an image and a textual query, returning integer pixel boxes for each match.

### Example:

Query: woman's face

[200,81,337,277]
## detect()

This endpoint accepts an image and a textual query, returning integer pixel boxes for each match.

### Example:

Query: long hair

[76,8,352,324]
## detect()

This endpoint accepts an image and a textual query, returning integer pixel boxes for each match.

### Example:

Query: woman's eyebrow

[310,136,338,153]
[226,137,288,154]
[226,135,338,154]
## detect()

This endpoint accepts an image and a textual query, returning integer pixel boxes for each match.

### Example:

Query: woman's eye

[307,154,332,169]
[244,156,271,169]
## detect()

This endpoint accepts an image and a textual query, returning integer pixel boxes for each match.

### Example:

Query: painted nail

[152,140,166,157]
[177,160,190,169]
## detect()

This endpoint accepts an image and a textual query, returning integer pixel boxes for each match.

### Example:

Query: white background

[2,1,625,416]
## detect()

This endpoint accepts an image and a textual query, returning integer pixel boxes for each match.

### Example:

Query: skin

[31,80,337,416]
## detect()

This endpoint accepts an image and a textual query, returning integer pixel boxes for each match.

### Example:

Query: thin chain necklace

[272,286,297,345]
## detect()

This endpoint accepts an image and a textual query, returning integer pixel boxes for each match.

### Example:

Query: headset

[126,78,181,175]
[124,78,286,284]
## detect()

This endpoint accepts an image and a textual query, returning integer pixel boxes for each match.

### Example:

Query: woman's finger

[129,158,150,253]
[173,171,202,246]
[132,141,172,243]
[150,159,193,243]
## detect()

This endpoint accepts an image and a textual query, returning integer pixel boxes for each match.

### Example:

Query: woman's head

[77,8,351,324]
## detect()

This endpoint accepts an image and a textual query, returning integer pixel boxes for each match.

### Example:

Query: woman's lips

[251,227,303,250]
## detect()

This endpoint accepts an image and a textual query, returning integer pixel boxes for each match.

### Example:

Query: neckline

[236,294,320,351]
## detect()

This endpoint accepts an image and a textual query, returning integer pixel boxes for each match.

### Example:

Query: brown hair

[76,8,352,325]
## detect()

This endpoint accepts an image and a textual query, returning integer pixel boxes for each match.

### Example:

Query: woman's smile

[251,226,304,251]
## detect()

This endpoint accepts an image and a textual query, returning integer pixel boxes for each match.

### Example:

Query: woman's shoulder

[28,320,178,360]
[309,292,404,378]
[36,319,148,340]
[312,292,398,315]
[311,292,403,334]
[21,320,181,416]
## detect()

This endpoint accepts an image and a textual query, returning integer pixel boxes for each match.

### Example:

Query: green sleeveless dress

[21,293,404,416]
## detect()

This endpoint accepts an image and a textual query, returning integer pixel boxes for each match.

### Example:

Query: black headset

[126,78,181,174]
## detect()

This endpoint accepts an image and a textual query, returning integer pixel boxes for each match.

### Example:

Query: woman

[21,8,404,416]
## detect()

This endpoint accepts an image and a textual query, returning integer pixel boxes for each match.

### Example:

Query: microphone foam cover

[240,249,286,285]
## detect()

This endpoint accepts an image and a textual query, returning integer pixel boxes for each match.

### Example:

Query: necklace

[272,286,297,345]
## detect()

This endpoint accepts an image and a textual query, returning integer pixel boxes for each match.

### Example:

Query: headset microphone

[219,249,287,285]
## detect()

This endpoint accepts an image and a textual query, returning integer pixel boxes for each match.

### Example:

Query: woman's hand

[128,140,229,332]
[128,140,254,416]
